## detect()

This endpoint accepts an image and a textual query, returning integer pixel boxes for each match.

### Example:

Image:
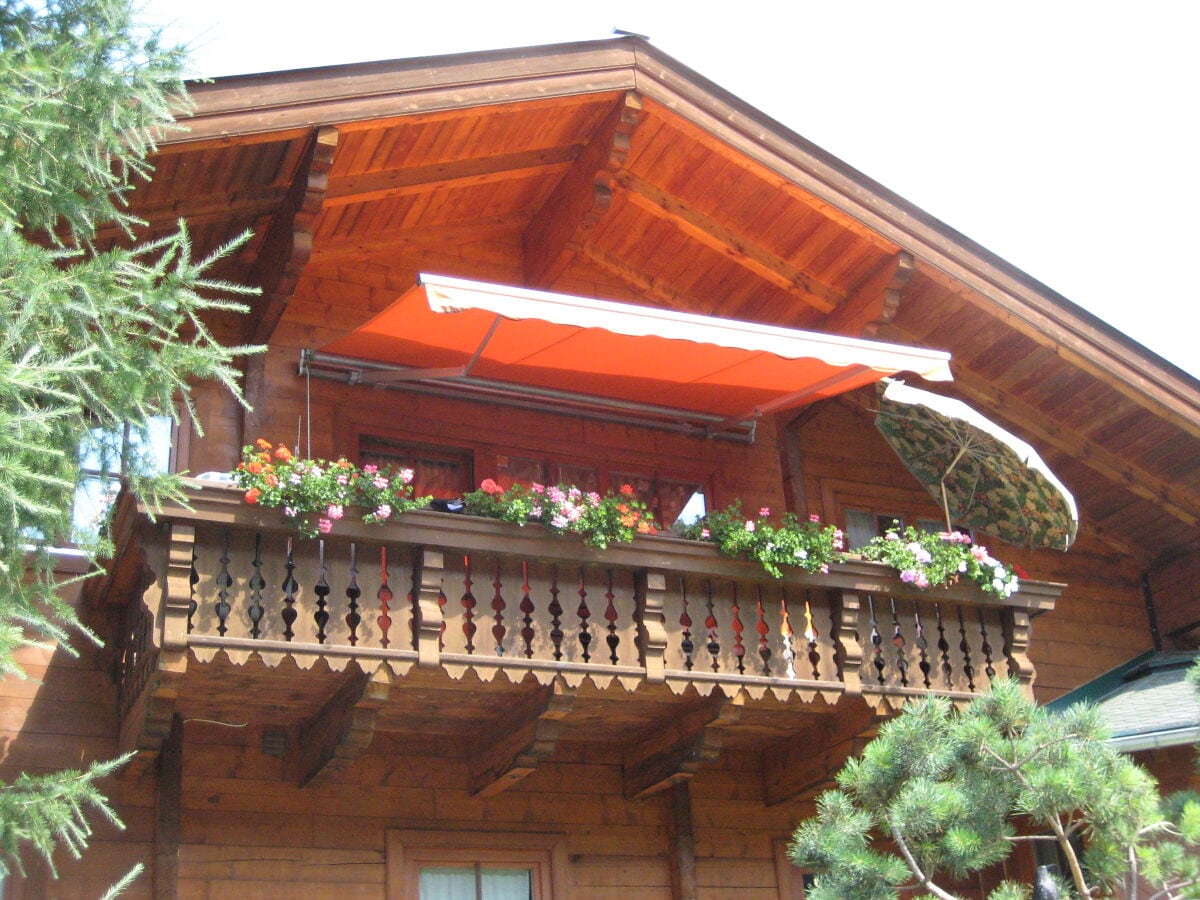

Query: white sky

[141,0,1200,379]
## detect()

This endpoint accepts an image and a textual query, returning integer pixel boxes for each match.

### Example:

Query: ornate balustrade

[98,481,1061,713]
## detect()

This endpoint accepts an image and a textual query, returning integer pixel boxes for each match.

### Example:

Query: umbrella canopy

[875,380,1078,550]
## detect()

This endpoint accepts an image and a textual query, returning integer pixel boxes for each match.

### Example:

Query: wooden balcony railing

[97,481,1061,734]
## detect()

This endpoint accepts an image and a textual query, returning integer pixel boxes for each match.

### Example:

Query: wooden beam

[153,715,183,900]
[524,92,643,286]
[622,693,743,800]
[611,169,843,313]
[574,242,703,312]
[249,126,338,344]
[468,680,575,797]
[298,666,392,787]
[762,701,881,805]
[309,212,528,266]
[822,251,913,337]
[325,145,578,208]
[667,781,698,900]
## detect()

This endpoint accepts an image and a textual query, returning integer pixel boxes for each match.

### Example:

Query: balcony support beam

[762,699,881,805]
[414,548,445,667]
[834,590,866,696]
[638,571,669,682]
[623,692,744,800]
[299,666,392,787]
[469,679,576,797]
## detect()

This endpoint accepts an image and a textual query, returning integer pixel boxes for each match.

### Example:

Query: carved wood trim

[834,589,865,696]
[414,547,445,667]
[468,679,576,797]
[822,250,913,337]
[162,523,196,651]
[523,91,643,286]
[622,692,744,800]
[1003,608,1036,698]
[299,666,392,787]
[638,571,669,683]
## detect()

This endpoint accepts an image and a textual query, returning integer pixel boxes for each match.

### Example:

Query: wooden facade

[4,38,1199,898]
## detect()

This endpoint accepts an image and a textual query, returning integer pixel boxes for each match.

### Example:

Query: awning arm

[706,365,872,436]
[353,314,503,386]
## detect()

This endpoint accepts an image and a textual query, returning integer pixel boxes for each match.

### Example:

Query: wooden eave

[115,37,1200,567]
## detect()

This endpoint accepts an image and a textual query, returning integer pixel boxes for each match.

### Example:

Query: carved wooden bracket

[762,699,882,805]
[622,692,744,800]
[1003,609,1036,698]
[468,679,576,797]
[822,250,913,337]
[299,666,393,787]
[414,547,445,667]
[638,571,669,682]
[834,589,866,696]
[524,91,644,286]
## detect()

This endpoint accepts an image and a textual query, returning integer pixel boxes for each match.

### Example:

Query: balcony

[92,480,1061,799]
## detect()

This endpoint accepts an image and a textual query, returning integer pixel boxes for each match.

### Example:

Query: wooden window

[74,415,176,539]
[359,437,474,499]
[387,831,566,900]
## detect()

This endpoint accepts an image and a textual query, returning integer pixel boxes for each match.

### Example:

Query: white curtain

[418,866,532,900]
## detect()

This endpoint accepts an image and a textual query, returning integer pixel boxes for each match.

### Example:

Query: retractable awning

[302,274,953,440]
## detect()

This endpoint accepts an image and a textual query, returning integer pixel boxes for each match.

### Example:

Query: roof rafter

[611,169,843,314]
[821,251,912,337]
[309,212,529,266]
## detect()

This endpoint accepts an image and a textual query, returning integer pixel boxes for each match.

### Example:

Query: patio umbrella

[875,380,1078,550]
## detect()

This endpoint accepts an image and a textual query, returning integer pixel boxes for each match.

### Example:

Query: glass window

[360,438,474,499]
[418,865,533,899]
[74,416,174,539]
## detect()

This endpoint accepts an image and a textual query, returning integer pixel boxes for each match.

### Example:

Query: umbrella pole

[940,446,970,533]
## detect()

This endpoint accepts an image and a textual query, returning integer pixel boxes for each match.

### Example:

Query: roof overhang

[301,274,952,441]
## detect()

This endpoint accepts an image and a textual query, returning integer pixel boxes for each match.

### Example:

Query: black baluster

[979,608,996,682]
[890,597,908,687]
[377,547,392,649]
[914,604,931,688]
[247,532,265,639]
[755,586,771,676]
[549,566,564,662]
[520,561,535,660]
[958,606,975,691]
[705,580,720,673]
[868,595,884,684]
[805,594,821,680]
[186,546,198,634]
[779,591,795,678]
[281,537,298,642]
[680,580,694,672]
[577,568,592,663]
[604,570,620,665]
[936,603,953,687]
[313,540,330,644]
[491,559,506,657]
[214,530,232,637]
[345,543,361,647]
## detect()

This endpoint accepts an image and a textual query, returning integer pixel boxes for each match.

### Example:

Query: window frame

[386,829,567,900]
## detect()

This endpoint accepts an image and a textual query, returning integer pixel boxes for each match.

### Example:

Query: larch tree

[0,0,256,878]
[789,677,1200,900]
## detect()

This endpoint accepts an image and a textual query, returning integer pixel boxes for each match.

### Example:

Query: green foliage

[231,440,429,538]
[857,523,1020,600]
[0,0,258,879]
[790,680,1200,899]
[681,502,845,578]
[462,479,659,549]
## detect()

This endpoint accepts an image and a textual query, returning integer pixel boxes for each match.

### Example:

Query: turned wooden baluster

[519,561,535,660]
[731,583,746,675]
[890,597,908,687]
[548,566,564,662]
[868,595,884,684]
[491,558,506,657]
[215,530,232,637]
[577,567,592,663]
[978,608,996,682]
[704,580,720,673]
[680,581,694,672]
[377,547,392,649]
[935,603,953,687]
[313,540,330,644]
[345,543,361,647]
[247,532,266,640]
[604,570,620,665]
[186,545,198,634]
[957,606,975,691]
[914,604,931,688]
[461,554,477,654]
[779,590,795,678]
[281,537,298,642]
[755,586,771,676]
[804,595,821,680]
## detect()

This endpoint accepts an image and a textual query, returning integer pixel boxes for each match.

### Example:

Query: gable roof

[119,36,1200,568]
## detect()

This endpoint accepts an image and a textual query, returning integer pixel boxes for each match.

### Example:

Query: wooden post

[667,780,698,900]
[162,523,196,650]
[414,548,444,667]
[835,589,865,696]
[638,570,668,682]
[153,715,183,900]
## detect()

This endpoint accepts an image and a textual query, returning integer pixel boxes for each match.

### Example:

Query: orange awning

[307,274,952,437]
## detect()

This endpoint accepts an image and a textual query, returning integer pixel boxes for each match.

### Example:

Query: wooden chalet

[5,37,1200,898]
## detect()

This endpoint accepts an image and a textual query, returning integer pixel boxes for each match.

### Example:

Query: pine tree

[789,678,1200,899]
[0,0,256,877]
